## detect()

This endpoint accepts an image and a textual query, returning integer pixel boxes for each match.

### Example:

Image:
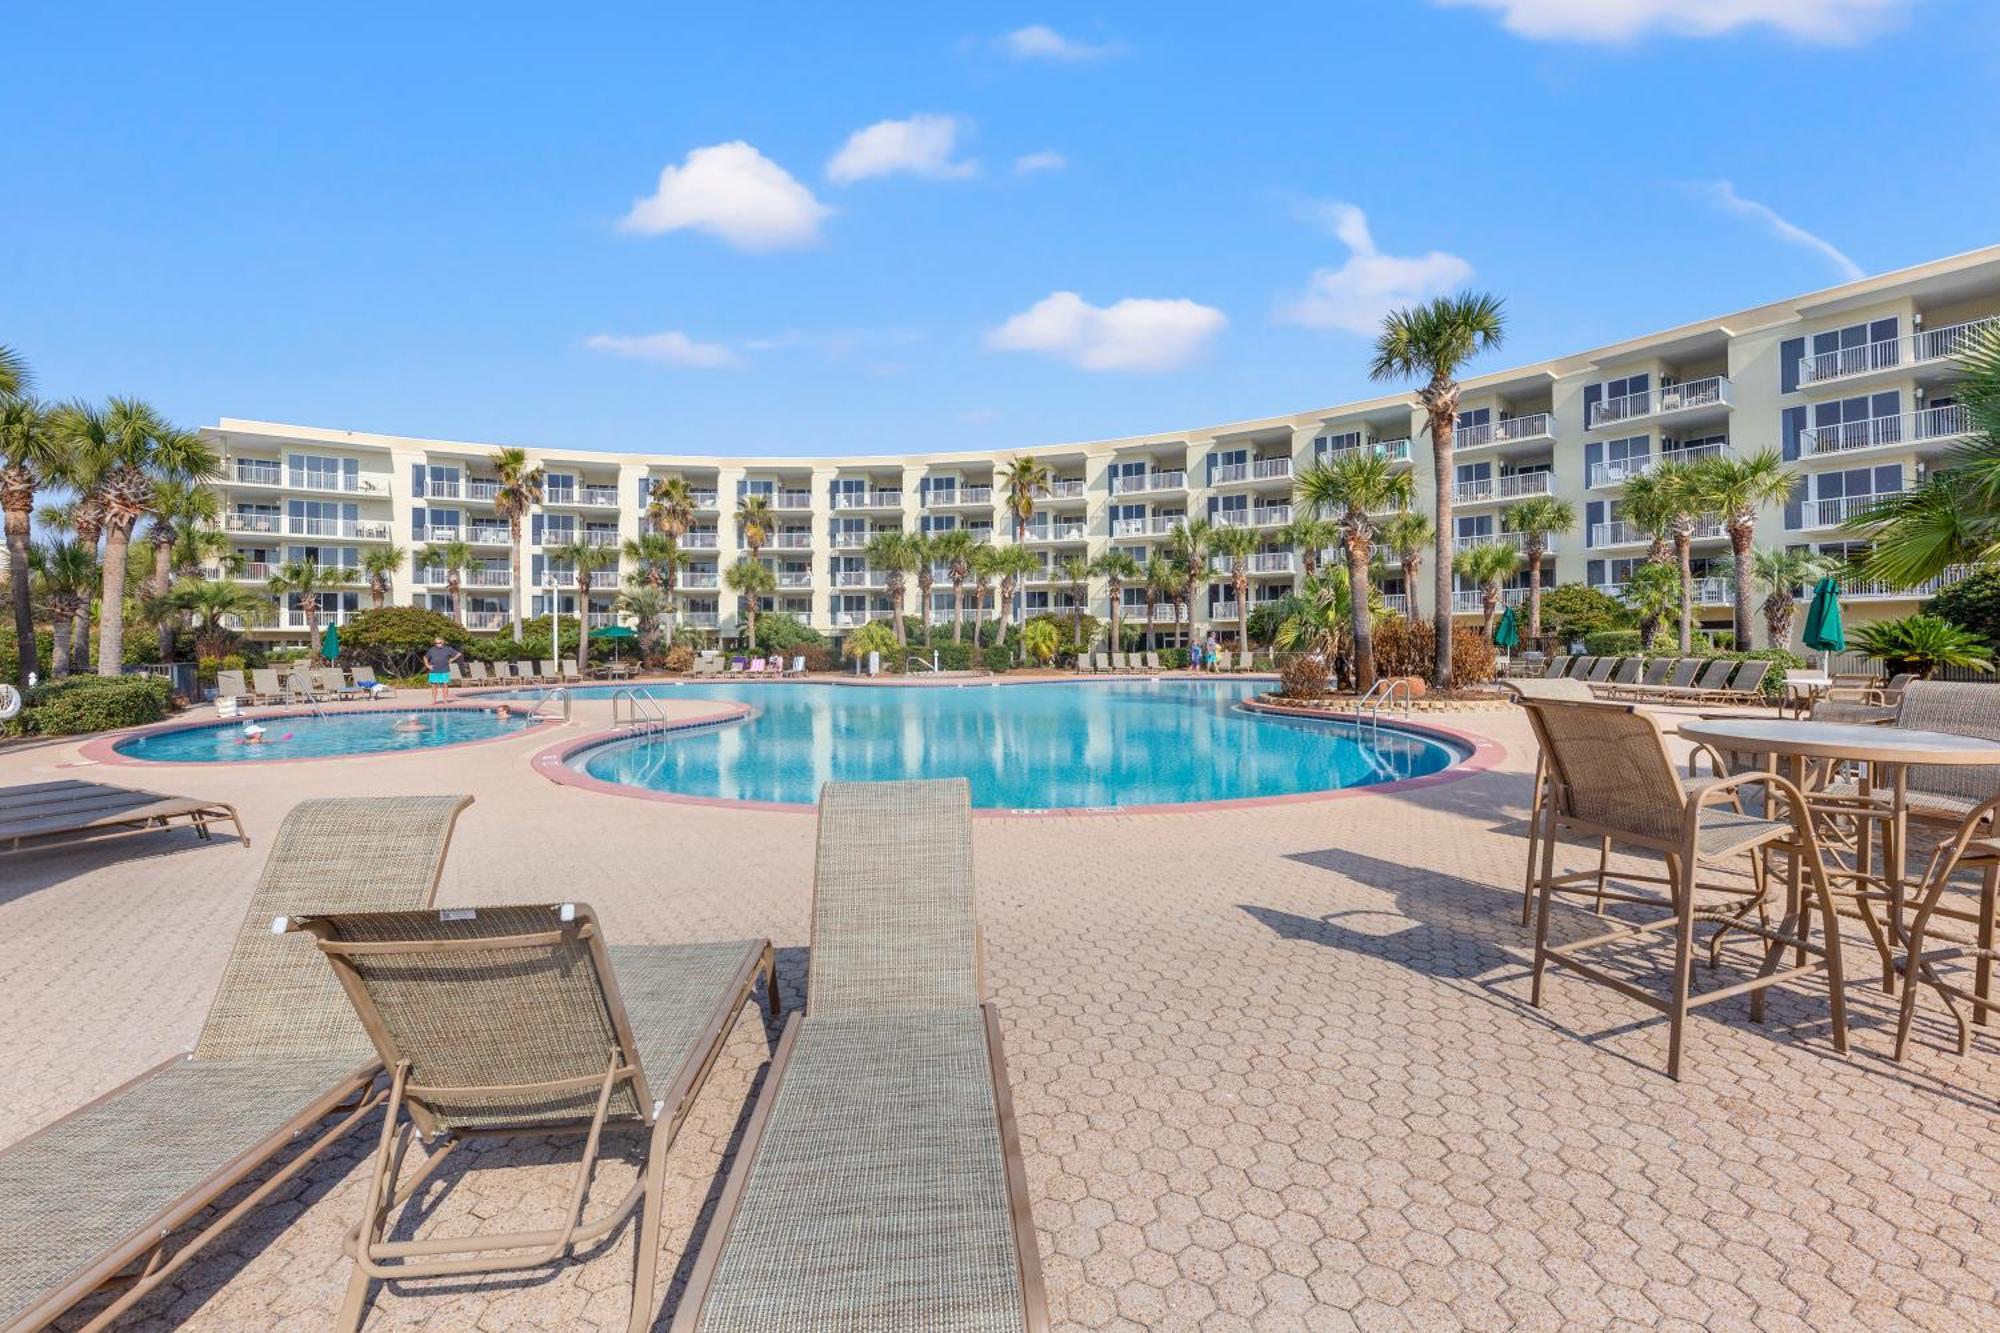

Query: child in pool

[392,715,426,734]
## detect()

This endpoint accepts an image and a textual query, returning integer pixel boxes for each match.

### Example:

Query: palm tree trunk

[51,614,71,676]
[72,606,90,672]
[1348,546,1376,693]
[1482,593,1498,641]
[1676,535,1694,653]
[891,581,907,647]
[1143,593,1156,650]
[1429,402,1455,686]
[152,538,176,664]
[1729,522,1755,650]
[1526,549,1544,642]
[951,579,964,643]
[97,526,132,676]
[5,500,36,686]
[1234,570,1249,653]
[509,526,524,641]
[1400,558,1418,615]
[1109,585,1122,656]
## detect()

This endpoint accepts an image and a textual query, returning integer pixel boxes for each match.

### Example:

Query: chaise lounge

[0,778,248,856]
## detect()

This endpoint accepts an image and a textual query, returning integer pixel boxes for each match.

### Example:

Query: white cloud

[986,291,1226,373]
[1277,203,1474,335]
[1434,0,1912,44]
[1701,181,1864,281]
[1014,150,1068,175]
[619,142,830,251]
[826,114,976,185]
[585,331,743,370]
[995,24,1126,61]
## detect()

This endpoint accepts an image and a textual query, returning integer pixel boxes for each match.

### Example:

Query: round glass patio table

[1679,717,2000,1006]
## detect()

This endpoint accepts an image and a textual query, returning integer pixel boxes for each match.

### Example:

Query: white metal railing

[579,488,621,508]
[424,478,462,499]
[1590,516,1722,545]
[1036,479,1086,499]
[1210,601,1243,621]
[777,571,811,588]
[231,460,282,486]
[1212,510,1251,529]
[1456,412,1554,450]
[1450,589,1526,614]
[683,533,719,549]
[467,525,511,544]
[1024,522,1088,542]
[1453,530,1553,554]
[683,572,720,589]
[1148,516,1184,534]
[1799,316,2000,386]
[1319,437,1411,463]
[683,611,720,628]
[925,485,993,507]
[689,490,719,508]
[580,530,620,548]
[1380,593,1410,614]
[1799,404,1973,456]
[586,611,618,627]
[1252,457,1293,481]
[1110,470,1187,495]
[280,609,356,630]
[238,562,273,581]
[830,610,875,628]
[467,479,500,501]
[224,512,281,534]
[772,531,812,548]
[1840,565,1973,599]
[1254,504,1292,527]
[832,490,903,509]
[1209,462,1248,485]
[833,570,872,587]
[1453,472,1555,505]
[464,610,507,630]
[774,492,813,509]
[1588,375,1733,429]
[831,532,867,549]
[423,525,461,542]
[1585,440,1730,489]
[1793,493,1905,530]
[1593,576,1733,604]
[1251,552,1293,573]
[290,517,391,540]
[1112,517,1147,537]
[466,568,512,587]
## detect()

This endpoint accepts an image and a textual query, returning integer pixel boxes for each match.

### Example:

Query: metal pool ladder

[1353,677,1413,737]
[610,687,666,726]
[530,685,572,722]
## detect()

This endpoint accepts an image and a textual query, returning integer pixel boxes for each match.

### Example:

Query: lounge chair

[670,779,1047,1332]
[517,659,542,683]
[1109,651,1129,672]
[748,657,767,675]
[285,666,318,702]
[1651,658,1701,697]
[1216,650,1235,673]
[0,796,472,1331]
[1086,652,1104,673]
[697,655,723,677]
[0,778,247,856]
[447,661,464,682]
[288,905,773,1332]
[1583,657,1616,684]
[1654,658,1737,703]
[213,669,252,707]
[1075,653,1094,674]
[537,659,558,682]
[248,667,286,704]
[351,665,393,697]
[1713,659,1771,705]
[1542,655,1571,679]
[315,667,366,700]
[561,658,581,683]
[465,659,490,682]
[1591,658,1641,696]
[1566,656,1597,682]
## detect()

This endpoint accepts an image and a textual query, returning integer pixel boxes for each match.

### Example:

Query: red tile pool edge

[77,702,551,768]
[530,697,1506,819]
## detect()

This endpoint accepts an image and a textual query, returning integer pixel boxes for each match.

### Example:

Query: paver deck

[3,692,1996,1331]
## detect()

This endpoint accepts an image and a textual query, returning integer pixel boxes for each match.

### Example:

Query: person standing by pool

[424,637,464,704]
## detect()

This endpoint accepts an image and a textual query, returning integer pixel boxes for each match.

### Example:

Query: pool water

[552,680,1464,810]
[114,707,542,763]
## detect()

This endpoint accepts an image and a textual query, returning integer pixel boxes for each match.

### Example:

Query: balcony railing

[1840,566,1973,600]
[1109,470,1187,496]
[833,570,877,588]
[1588,375,1734,430]
[423,525,461,542]
[772,531,812,549]
[1450,588,1526,614]
[580,488,621,508]
[683,572,720,589]
[831,532,867,549]
[1453,531,1553,554]
[1594,577,1732,605]
[924,486,993,508]
[1799,404,1973,457]
[1212,510,1253,529]
[467,478,501,501]
[777,571,811,588]
[1024,522,1088,542]
[1252,457,1293,481]
[682,611,719,629]
[1319,438,1411,464]
[832,490,902,510]
[1585,440,1729,489]
[464,610,508,631]
[288,517,392,540]
[774,492,813,510]
[1380,593,1410,615]
[682,533,720,550]
[1453,472,1555,504]
[421,567,512,588]
[1455,413,1554,450]
[238,562,273,582]
[467,525,512,545]
[586,611,619,628]
[1792,493,1904,530]
[1251,552,1294,573]
[425,478,463,499]
[223,512,282,535]
[280,609,356,630]
[580,530,620,548]
[1254,504,1292,528]
[231,460,283,486]
[1590,516,1722,546]
[1798,316,2000,386]
[1209,462,1248,485]
[1035,479,1086,500]
[688,490,719,508]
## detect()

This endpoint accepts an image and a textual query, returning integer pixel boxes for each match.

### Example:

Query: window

[1313,430,1361,456]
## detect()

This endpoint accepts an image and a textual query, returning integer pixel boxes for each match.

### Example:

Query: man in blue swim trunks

[424,637,464,704]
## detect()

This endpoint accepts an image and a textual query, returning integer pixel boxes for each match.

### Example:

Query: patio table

[1680,717,2000,1017]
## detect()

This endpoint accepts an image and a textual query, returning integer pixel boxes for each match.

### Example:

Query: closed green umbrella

[1493,605,1522,650]
[321,622,340,662]
[1802,576,1844,666]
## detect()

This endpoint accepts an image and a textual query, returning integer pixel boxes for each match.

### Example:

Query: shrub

[1370,620,1496,689]
[1722,647,1808,700]
[981,645,1012,672]
[344,607,470,670]
[197,653,246,686]
[1158,647,1189,669]
[1924,569,2000,645]
[1448,628,1498,690]
[753,613,825,655]
[662,643,695,674]
[1278,655,1329,699]
[1582,629,1644,657]
[929,641,975,672]
[843,621,900,664]
[1853,614,1994,678]
[1540,584,1631,646]
[8,674,173,736]
[0,622,56,683]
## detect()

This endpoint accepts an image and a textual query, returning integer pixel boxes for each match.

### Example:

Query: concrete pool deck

[4,691,1998,1331]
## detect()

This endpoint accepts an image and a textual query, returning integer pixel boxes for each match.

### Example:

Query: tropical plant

[1294,450,1413,692]
[968,544,1001,646]
[1270,573,1378,680]
[1208,525,1258,653]
[990,544,1041,660]
[416,539,476,624]
[907,532,938,644]
[1375,509,1432,612]
[32,539,96,676]
[1617,563,1681,649]
[144,477,221,658]
[1277,514,1340,584]
[723,557,777,649]
[843,618,899,664]
[1165,518,1213,650]
[1369,291,1506,685]
[1720,546,1838,650]
[1625,460,1705,652]
[1852,613,1994,678]
[1090,549,1143,658]
[0,344,27,400]
[998,455,1049,624]
[489,447,544,641]
[1922,569,2000,648]
[0,393,58,685]
[1689,448,1800,652]
[1142,554,1178,650]
[1456,541,1522,641]
[1538,583,1630,646]
[265,557,353,661]
[1021,617,1061,666]
[1057,554,1093,652]
[864,530,918,646]
[1504,494,1574,641]
[618,584,669,659]
[933,529,976,643]
[360,545,406,609]
[646,475,698,542]
[550,537,618,653]
[734,493,776,557]
[162,577,270,659]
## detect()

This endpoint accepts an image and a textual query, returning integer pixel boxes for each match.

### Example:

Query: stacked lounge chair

[0,795,472,1332]
[670,779,1047,1332]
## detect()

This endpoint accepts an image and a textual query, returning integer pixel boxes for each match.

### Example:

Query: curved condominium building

[206,245,2000,645]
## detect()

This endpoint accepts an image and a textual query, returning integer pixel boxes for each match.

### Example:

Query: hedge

[6,674,173,736]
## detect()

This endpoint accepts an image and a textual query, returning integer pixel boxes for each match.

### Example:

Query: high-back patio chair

[0,796,473,1333]
[290,903,772,1332]
[214,669,251,707]
[1502,677,1596,924]
[1889,792,2000,1062]
[1542,655,1572,679]
[249,667,286,703]
[1885,682,2000,828]
[670,779,1046,1332]
[1517,697,1847,1080]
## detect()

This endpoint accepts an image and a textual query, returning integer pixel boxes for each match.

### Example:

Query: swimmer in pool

[238,722,267,746]
[392,715,425,733]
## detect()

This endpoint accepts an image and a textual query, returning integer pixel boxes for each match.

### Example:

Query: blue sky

[3,1,1996,457]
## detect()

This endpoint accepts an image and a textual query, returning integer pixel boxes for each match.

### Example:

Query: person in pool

[238,722,268,746]
[424,637,464,704]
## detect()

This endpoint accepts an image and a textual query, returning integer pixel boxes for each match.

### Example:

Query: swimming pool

[545,680,1468,810]
[110,707,543,763]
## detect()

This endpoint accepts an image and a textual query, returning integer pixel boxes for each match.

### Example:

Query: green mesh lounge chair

[0,795,472,1333]
[670,778,1048,1333]
[288,904,774,1332]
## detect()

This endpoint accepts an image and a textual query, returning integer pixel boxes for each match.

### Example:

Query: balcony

[466,478,501,502]
[1452,472,1555,505]
[580,487,622,509]
[586,611,619,628]
[777,571,812,588]
[682,533,720,550]
[288,517,392,541]
[1450,588,1526,615]
[580,530,620,548]
[1380,593,1410,615]
[422,524,461,542]
[237,562,273,582]
[421,567,512,588]
[1799,404,1974,457]
[1840,565,1974,600]
[223,512,282,536]
[280,609,356,631]
[1254,504,1293,528]
[833,569,879,588]
[831,532,868,550]
[1453,531,1553,554]
[1594,577,1732,605]
[1251,552,1294,574]
[1024,521,1089,543]
[464,610,508,631]
[689,490,719,509]
[829,610,878,629]
[1110,470,1187,496]
[466,524,512,545]
[1792,493,1904,531]
[774,491,813,510]
[230,460,283,487]
[424,478,463,500]
[1318,438,1411,465]
[683,572,720,589]
[924,485,993,508]
[1589,516,1723,546]
[1035,479,1086,500]
[1588,375,1734,430]
[832,490,902,510]
[1455,413,1554,451]
[1586,440,1730,489]
[681,610,719,629]
[1798,316,2000,387]
[772,531,812,549]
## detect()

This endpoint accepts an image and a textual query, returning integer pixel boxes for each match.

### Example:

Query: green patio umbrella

[1802,576,1845,667]
[589,623,637,661]
[1493,605,1522,651]
[320,622,340,662]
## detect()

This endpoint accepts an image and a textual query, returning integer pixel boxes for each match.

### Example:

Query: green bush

[197,653,246,686]
[7,674,173,736]
[0,621,55,684]
[1853,614,1993,678]
[1720,647,1809,701]
[1541,584,1631,645]
[981,645,1012,672]
[1924,569,2000,644]
[344,607,470,666]
[1583,629,1644,656]
[753,613,825,655]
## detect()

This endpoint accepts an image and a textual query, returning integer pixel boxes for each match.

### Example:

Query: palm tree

[1616,468,1680,647]
[991,545,1041,660]
[550,538,617,657]
[907,532,939,645]
[933,529,975,643]
[49,405,113,671]
[1690,449,1798,650]
[1166,518,1214,650]
[360,545,405,609]
[1457,541,1522,641]
[0,394,59,685]
[968,543,1001,646]
[0,344,28,400]
[162,577,270,660]
[998,456,1049,625]
[1294,451,1414,693]
[1277,514,1340,586]
[266,557,352,660]
[1273,572,1364,663]
[1629,460,1705,653]
[723,556,777,650]
[1209,525,1258,653]
[33,540,96,676]
[1057,554,1093,652]
[646,475,698,542]
[1369,292,1507,685]
[1619,562,1680,650]
[1091,549,1142,655]
[145,476,220,662]
[490,447,544,642]
[417,539,477,624]
[1725,546,1837,650]
[1503,495,1575,642]
[618,584,669,660]
[1376,510,1433,615]
[1142,554,1178,651]
[863,530,917,646]
[735,493,776,558]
